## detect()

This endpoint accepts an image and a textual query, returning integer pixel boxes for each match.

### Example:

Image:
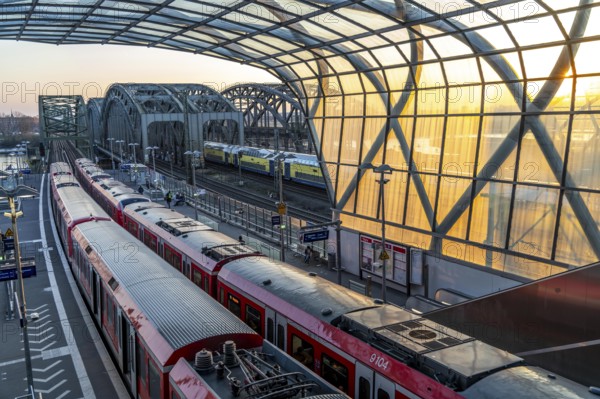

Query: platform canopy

[4,1,600,279]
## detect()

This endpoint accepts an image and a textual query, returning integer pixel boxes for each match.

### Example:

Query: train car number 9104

[370,353,389,370]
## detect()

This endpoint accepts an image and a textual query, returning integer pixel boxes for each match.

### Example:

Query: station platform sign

[0,258,36,282]
[301,229,329,243]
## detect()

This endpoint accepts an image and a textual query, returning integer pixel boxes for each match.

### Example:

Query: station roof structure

[4,1,600,280]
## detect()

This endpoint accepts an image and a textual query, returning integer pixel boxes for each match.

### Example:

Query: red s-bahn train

[69,159,594,399]
[50,165,348,399]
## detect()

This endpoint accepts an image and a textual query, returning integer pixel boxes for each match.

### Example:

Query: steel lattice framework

[86,97,104,146]
[7,1,600,280]
[100,83,242,166]
[221,83,310,152]
[39,95,90,156]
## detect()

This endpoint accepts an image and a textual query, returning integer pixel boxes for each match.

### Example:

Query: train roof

[54,186,110,222]
[97,179,126,190]
[90,171,112,181]
[169,341,347,399]
[109,186,135,197]
[125,206,259,261]
[341,306,523,390]
[461,366,597,399]
[219,257,379,324]
[52,174,80,188]
[74,221,259,364]
[114,193,150,203]
[127,202,166,212]
[49,162,72,175]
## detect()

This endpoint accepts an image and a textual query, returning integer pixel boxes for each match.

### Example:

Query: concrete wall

[341,230,522,299]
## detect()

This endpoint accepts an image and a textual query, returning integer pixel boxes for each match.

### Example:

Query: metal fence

[157,171,329,259]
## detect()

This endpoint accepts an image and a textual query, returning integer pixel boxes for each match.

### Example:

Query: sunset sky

[0,41,276,116]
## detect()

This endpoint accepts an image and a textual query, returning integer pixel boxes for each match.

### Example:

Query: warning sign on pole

[4,228,13,238]
[379,250,390,261]
[277,202,286,215]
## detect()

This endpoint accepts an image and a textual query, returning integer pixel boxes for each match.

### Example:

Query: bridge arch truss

[221,83,310,153]
[99,83,243,167]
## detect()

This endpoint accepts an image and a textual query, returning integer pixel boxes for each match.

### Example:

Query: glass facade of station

[5,0,600,280]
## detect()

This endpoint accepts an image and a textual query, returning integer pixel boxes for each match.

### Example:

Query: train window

[267,318,274,343]
[203,276,209,293]
[219,288,224,304]
[321,353,348,393]
[291,334,314,369]
[377,389,390,399]
[358,377,371,399]
[245,305,261,334]
[143,232,158,253]
[277,325,285,350]
[137,344,147,388]
[148,361,161,399]
[164,246,181,270]
[227,293,241,318]
[192,270,202,288]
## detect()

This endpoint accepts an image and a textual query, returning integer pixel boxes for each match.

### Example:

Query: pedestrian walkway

[126,179,408,306]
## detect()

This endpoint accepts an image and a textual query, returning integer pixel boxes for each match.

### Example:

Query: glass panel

[521,46,566,80]
[516,130,564,186]
[567,113,600,190]
[469,181,512,246]
[321,118,342,161]
[555,191,599,266]
[365,93,387,117]
[445,58,482,85]
[413,117,443,171]
[508,17,564,47]
[404,173,437,231]
[436,176,471,239]
[417,87,445,114]
[339,118,363,164]
[573,41,600,75]
[478,116,519,181]
[509,186,558,260]
[443,116,479,176]
[387,118,413,170]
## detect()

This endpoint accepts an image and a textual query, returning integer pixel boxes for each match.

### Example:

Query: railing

[157,171,329,259]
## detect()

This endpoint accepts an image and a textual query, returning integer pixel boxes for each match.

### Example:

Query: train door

[92,271,100,316]
[354,362,374,399]
[265,307,286,352]
[354,359,396,398]
[374,373,394,399]
[121,313,137,397]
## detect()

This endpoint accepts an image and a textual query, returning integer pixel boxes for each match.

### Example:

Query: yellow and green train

[204,141,326,189]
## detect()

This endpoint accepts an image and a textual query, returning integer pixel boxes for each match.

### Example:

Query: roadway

[0,174,128,399]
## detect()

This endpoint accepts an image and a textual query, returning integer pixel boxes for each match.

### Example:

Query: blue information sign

[271,215,281,226]
[3,238,14,251]
[302,229,330,243]
[0,265,36,282]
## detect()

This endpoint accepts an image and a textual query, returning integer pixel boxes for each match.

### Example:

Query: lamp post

[237,150,244,186]
[185,150,201,221]
[128,142,139,164]
[359,162,392,303]
[273,153,295,262]
[107,138,116,173]
[146,146,159,187]
[115,140,124,180]
[0,176,38,397]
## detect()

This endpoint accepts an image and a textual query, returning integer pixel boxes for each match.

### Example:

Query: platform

[0,174,128,399]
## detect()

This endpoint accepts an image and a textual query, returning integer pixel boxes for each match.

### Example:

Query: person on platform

[304,246,311,264]
[174,192,185,206]
[137,185,144,195]
[165,191,173,208]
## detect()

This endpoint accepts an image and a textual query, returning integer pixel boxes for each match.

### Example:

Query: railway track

[155,159,331,224]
